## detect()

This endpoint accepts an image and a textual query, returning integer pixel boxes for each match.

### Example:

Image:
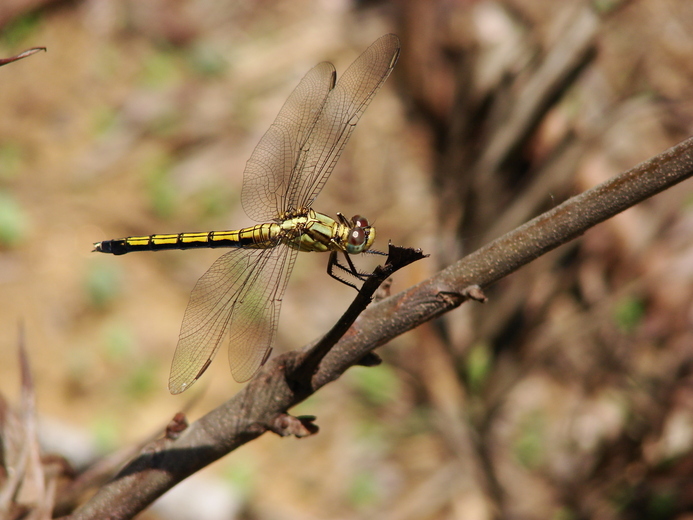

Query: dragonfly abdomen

[94,223,281,255]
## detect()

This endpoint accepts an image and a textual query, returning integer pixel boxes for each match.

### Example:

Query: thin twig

[0,47,46,67]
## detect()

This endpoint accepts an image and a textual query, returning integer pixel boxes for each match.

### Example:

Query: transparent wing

[241,62,336,222]
[241,34,401,222]
[168,244,298,394]
[289,33,400,210]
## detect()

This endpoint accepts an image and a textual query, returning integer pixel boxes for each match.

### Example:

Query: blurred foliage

[101,322,136,362]
[90,414,120,453]
[0,191,28,247]
[143,150,178,218]
[195,182,235,219]
[0,11,42,46]
[121,359,158,400]
[347,470,379,509]
[465,341,492,394]
[649,490,677,519]
[553,507,577,520]
[592,0,628,14]
[85,260,123,309]
[0,142,23,180]
[91,105,120,137]
[513,410,546,470]
[149,110,183,138]
[613,296,646,334]
[349,364,401,408]
[222,457,257,498]
[186,44,228,78]
[138,49,184,90]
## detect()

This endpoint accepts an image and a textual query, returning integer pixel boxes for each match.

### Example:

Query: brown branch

[66,135,693,519]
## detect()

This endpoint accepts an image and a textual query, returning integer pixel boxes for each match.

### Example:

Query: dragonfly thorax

[280,209,375,254]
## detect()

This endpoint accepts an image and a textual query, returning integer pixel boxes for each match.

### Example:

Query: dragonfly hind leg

[327,250,373,291]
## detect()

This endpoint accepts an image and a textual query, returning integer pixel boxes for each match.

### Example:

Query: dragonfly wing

[227,243,297,383]
[168,244,298,394]
[290,34,400,209]
[241,61,336,222]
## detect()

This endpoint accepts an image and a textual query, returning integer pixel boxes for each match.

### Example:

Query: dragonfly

[94,34,401,394]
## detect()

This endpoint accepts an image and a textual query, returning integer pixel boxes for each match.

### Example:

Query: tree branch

[67,135,693,520]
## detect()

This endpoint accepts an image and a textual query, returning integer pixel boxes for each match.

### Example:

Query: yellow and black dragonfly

[94,34,401,394]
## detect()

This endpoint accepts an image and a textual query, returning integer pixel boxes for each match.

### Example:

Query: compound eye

[348,227,366,247]
[351,215,370,228]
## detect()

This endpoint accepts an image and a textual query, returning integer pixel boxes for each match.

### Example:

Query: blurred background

[1,0,693,519]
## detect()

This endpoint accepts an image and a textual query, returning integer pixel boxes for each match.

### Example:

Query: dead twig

[0,47,45,67]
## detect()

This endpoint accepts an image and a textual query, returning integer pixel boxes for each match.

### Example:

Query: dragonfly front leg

[327,250,372,291]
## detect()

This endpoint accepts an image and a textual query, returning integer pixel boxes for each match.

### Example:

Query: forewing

[289,34,400,209]
[241,62,336,222]
[168,245,298,394]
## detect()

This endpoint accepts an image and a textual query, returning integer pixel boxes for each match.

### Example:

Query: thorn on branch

[374,278,392,301]
[437,291,464,307]
[269,414,319,438]
[165,412,189,439]
[355,352,382,367]
[462,284,488,303]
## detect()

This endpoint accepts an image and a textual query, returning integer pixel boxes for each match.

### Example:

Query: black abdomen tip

[93,240,129,255]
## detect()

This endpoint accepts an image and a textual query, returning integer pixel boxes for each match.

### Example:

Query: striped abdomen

[93,223,280,255]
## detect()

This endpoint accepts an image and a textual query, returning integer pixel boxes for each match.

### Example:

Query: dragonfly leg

[363,248,387,257]
[327,251,362,290]
[327,250,375,290]
[342,250,370,279]
[336,212,351,227]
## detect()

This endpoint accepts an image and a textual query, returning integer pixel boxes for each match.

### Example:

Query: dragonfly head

[345,214,375,254]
